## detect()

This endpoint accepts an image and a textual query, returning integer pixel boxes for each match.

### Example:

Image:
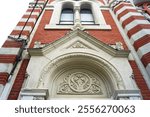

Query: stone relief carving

[37,53,124,90]
[69,41,88,49]
[57,72,103,95]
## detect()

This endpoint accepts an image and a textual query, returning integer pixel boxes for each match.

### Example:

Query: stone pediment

[67,41,90,49]
[28,29,129,57]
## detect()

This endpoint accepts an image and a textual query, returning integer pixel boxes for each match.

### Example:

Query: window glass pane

[60,8,74,24]
[61,13,74,21]
[80,9,94,24]
[81,13,93,21]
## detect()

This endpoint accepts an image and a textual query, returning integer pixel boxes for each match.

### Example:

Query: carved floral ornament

[57,72,103,95]
[37,53,125,90]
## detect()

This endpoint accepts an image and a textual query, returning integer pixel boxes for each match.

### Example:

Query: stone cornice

[28,29,130,57]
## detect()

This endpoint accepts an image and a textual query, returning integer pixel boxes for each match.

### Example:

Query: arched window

[60,8,74,24]
[80,9,94,24]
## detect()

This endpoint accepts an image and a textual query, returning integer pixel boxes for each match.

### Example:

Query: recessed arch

[37,52,125,99]
[62,2,74,9]
[80,2,92,9]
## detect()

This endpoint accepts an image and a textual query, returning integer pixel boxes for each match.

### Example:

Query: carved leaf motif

[89,84,103,94]
[58,84,71,93]
[69,41,88,49]
[57,72,103,95]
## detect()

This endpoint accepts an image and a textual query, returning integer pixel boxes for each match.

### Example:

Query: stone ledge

[45,24,111,30]
[113,90,142,100]
[20,89,49,100]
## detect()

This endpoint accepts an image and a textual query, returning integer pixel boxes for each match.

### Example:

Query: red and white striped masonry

[9,0,47,40]
[113,1,150,77]
[0,0,48,98]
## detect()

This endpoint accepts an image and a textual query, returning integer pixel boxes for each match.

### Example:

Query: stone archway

[52,65,109,99]
[37,53,125,99]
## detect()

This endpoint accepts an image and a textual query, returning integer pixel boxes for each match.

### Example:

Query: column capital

[74,5,80,11]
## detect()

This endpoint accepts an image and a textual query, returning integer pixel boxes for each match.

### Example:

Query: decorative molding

[45,24,111,30]
[20,89,49,100]
[28,29,130,57]
[57,72,103,95]
[109,42,124,50]
[37,53,125,90]
[71,24,85,31]
[68,41,89,49]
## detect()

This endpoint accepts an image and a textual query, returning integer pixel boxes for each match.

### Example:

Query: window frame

[60,8,74,25]
[45,1,111,30]
[80,8,95,24]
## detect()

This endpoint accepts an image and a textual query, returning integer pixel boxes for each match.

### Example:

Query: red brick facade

[8,59,29,100]
[0,73,9,85]
[0,0,149,100]
[0,55,17,63]
[2,40,23,48]
[88,10,128,50]
[129,61,150,100]
[30,10,69,48]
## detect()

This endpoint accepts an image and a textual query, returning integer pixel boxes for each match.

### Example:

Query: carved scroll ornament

[57,72,103,95]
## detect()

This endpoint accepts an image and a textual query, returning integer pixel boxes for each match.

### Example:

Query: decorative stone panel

[57,72,103,95]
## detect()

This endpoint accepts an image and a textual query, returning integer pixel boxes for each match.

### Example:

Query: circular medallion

[69,72,91,92]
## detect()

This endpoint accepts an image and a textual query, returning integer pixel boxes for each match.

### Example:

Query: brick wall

[113,1,150,78]
[129,60,150,100]
[8,59,29,100]
[87,10,128,50]
[29,10,69,48]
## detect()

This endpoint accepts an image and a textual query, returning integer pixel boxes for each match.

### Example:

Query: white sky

[0,0,33,47]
